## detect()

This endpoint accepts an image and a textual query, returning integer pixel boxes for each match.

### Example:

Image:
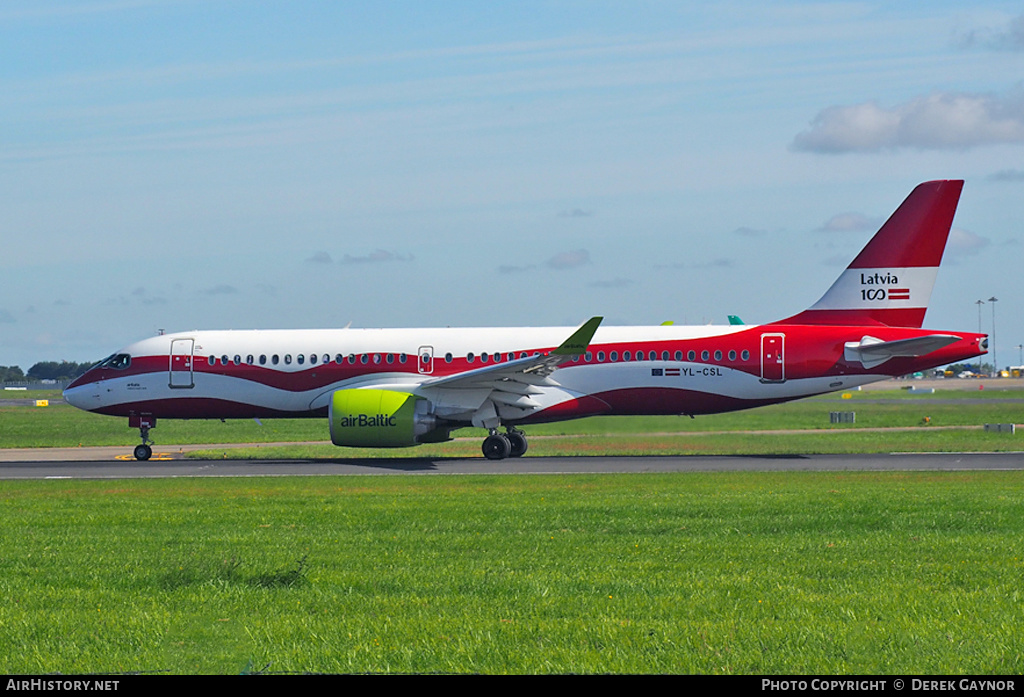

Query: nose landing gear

[129,415,156,461]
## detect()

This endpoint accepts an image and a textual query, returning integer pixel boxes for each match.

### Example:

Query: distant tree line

[1,361,95,383]
[0,365,25,382]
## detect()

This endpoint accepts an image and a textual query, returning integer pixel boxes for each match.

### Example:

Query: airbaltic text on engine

[329,389,437,447]
[336,414,398,428]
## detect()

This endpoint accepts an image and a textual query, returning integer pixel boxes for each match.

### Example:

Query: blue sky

[2,1,1023,371]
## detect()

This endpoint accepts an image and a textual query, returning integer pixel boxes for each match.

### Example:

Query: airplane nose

[63,381,98,411]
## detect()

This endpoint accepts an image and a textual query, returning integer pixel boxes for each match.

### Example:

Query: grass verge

[1,471,1022,674]
[3,389,1024,453]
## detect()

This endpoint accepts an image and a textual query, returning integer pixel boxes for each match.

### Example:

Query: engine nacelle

[329,389,439,447]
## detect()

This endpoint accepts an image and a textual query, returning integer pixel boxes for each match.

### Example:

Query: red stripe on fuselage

[70,325,986,422]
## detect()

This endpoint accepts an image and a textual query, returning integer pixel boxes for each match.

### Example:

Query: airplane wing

[418,316,603,427]
[844,334,962,369]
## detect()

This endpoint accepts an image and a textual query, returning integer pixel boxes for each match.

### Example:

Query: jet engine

[328,388,444,447]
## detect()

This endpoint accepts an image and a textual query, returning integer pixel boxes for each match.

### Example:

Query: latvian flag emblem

[652,368,681,377]
[889,288,910,300]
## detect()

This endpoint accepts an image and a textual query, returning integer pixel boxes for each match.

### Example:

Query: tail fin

[782,180,963,328]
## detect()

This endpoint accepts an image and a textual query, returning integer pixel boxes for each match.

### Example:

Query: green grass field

[1,386,1022,674]
[1,472,1022,674]
[3,387,1024,457]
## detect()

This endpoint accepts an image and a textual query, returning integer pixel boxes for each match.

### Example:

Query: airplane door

[418,345,434,375]
[169,338,195,388]
[760,333,785,383]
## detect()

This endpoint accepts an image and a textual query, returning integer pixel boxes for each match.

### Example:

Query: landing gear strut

[481,428,528,460]
[129,415,156,461]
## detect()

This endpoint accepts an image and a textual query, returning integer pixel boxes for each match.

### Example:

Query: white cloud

[958,14,1024,51]
[817,212,879,233]
[947,228,991,257]
[589,278,632,289]
[341,250,414,264]
[306,251,333,264]
[201,284,239,296]
[792,88,1024,153]
[546,249,590,270]
[987,169,1024,182]
[732,226,766,237]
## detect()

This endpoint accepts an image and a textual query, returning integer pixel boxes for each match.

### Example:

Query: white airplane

[65,181,988,461]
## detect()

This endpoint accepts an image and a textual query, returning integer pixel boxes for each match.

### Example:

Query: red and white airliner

[65,180,988,461]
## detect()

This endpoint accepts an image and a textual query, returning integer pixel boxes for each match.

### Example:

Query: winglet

[552,316,603,356]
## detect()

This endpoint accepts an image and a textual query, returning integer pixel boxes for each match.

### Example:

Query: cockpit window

[99,353,131,370]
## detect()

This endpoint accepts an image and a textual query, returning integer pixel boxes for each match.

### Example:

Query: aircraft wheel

[506,431,528,458]
[482,433,512,460]
[134,444,152,461]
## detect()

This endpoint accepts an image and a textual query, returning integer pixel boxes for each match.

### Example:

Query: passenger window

[688,350,696,361]
[272,355,280,365]
[701,350,709,361]
[445,353,453,363]
[674,350,683,361]
[610,351,619,362]
[728,350,737,361]
[623,351,630,361]
[297,354,304,365]
[741,349,750,361]
[259,355,267,365]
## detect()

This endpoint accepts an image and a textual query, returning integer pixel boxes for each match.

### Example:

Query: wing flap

[419,316,603,424]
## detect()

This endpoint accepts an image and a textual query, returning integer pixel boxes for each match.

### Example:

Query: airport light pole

[988,296,998,376]
[975,299,985,334]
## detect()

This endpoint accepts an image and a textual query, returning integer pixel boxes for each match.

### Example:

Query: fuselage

[60,180,989,461]
[64,322,987,424]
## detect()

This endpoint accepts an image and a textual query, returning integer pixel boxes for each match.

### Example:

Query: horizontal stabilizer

[843,334,962,369]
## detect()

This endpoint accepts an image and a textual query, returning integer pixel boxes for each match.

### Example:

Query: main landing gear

[482,428,528,461]
[129,415,156,461]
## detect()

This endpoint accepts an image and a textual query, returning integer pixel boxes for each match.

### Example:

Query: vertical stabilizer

[781,180,963,328]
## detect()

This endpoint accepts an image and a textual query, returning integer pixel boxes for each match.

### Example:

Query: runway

[0,448,1021,479]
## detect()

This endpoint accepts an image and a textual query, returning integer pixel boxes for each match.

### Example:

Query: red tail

[782,180,963,328]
